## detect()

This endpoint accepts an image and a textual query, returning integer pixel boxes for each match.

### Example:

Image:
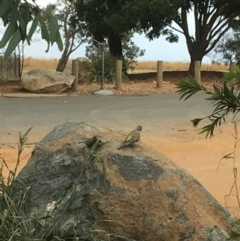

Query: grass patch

[133,60,229,72]
[22,58,229,73]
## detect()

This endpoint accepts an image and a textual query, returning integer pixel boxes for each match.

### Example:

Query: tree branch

[194,4,199,44]
[174,7,194,51]
[207,8,222,29]
[208,16,228,38]
[70,37,88,53]
[167,25,184,35]
[205,26,230,54]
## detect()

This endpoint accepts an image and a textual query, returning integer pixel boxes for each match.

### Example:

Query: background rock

[21,69,75,93]
[13,122,232,241]
[64,57,91,83]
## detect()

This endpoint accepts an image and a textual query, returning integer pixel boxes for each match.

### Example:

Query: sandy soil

[1,123,240,217]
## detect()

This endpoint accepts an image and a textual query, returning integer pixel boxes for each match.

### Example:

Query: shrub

[83,34,145,84]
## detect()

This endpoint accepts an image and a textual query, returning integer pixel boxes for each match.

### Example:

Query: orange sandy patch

[1,123,240,217]
[0,147,32,178]
[143,123,240,217]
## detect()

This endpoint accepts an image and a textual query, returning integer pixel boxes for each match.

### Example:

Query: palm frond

[175,76,206,101]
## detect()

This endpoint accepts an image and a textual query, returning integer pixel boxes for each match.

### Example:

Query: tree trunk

[108,32,127,75]
[188,51,204,76]
[56,36,71,72]
[56,50,71,72]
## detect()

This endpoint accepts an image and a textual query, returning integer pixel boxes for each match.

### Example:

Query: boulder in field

[13,122,232,241]
[21,69,75,93]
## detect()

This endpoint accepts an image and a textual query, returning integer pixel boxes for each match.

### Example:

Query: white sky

[2,0,212,63]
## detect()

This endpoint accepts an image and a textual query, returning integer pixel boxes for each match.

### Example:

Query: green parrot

[117,125,142,150]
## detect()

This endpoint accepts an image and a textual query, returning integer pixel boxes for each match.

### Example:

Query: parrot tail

[117,142,127,150]
[117,145,124,150]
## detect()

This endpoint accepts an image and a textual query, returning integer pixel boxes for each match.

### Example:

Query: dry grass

[23,58,229,73]
[133,61,229,72]
[23,58,64,72]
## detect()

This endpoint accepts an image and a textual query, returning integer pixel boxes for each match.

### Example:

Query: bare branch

[167,25,184,35]
[194,5,199,44]
[205,26,231,54]
[70,38,88,53]
[208,16,228,38]
[174,8,193,50]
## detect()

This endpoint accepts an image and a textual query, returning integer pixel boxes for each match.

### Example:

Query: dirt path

[1,123,240,217]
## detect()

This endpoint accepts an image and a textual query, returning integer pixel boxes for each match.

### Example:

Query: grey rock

[63,65,72,75]
[13,121,232,241]
[21,69,74,93]
[93,89,114,96]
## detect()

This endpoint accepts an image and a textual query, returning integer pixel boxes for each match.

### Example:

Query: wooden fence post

[156,61,163,88]
[194,61,201,83]
[72,59,79,91]
[115,60,122,90]
[230,62,236,71]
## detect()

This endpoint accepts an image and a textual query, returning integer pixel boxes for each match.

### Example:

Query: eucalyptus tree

[0,0,63,59]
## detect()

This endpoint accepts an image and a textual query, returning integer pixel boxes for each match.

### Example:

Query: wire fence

[0,53,21,81]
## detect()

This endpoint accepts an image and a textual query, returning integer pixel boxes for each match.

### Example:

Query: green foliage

[176,70,240,137]
[84,49,118,84]
[0,0,63,59]
[84,35,145,83]
[223,67,240,84]
[228,219,240,240]
[74,0,180,52]
[41,0,87,72]
[175,76,208,100]
[213,30,240,65]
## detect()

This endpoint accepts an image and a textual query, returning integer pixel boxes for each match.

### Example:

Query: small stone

[93,89,114,96]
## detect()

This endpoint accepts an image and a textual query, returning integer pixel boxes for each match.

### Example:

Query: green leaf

[0,21,17,48]
[1,8,10,26]
[9,1,19,24]
[21,6,31,24]
[223,67,240,85]
[4,29,21,59]
[0,0,13,18]
[40,22,50,53]
[175,76,205,101]
[18,14,26,33]
[199,123,215,138]
[48,15,58,44]
[55,29,63,51]
[27,14,40,43]
[191,118,203,128]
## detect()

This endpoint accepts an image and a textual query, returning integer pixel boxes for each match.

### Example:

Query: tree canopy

[0,0,63,59]
[169,0,240,73]
[74,0,240,73]
[74,0,181,59]
[1,0,240,67]
[42,0,87,72]
[212,22,240,65]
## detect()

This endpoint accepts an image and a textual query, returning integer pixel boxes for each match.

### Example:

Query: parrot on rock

[117,125,142,150]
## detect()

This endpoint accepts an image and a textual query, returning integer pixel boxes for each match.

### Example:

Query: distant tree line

[0,0,240,74]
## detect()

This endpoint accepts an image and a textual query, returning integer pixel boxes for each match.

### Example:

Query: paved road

[0,93,215,141]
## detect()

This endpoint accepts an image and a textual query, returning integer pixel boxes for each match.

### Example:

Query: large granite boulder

[13,122,232,241]
[21,69,75,93]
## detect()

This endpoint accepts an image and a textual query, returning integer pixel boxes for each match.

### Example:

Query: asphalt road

[0,93,217,141]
